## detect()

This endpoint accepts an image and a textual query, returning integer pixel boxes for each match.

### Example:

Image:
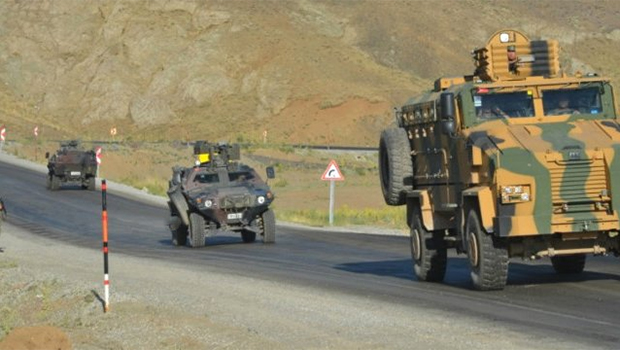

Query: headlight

[204,199,213,208]
[501,185,531,203]
[257,196,265,204]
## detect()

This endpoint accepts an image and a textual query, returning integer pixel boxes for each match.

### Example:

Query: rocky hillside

[0,0,619,146]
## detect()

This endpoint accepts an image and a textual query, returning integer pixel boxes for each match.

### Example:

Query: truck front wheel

[410,208,447,282]
[189,213,206,248]
[466,209,509,290]
[260,209,276,243]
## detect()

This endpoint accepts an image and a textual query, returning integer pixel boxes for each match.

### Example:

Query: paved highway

[1,160,619,348]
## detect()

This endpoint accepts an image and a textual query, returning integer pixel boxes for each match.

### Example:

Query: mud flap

[168,188,189,226]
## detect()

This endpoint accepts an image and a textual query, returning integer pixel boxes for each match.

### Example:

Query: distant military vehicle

[46,140,98,191]
[167,141,276,247]
[379,29,620,290]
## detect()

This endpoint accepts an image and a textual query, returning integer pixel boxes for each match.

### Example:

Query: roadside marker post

[321,160,345,225]
[101,179,110,313]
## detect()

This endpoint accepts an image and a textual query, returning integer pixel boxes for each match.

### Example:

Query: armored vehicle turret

[379,29,620,290]
[45,140,98,191]
[167,141,276,247]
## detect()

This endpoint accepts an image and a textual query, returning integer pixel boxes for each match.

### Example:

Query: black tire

[551,254,586,274]
[465,209,509,291]
[87,177,96,191]
[261,209,276,243]
[379,128,413,206]
[169,216,188,246]
[46,175,51,190]
[188,213,206,248]
[50,175,61,191]
[410,207,447,282]
[241,230,256,243]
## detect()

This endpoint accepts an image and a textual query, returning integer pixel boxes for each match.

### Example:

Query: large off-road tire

[551,254,586,274]
[261,209,276,243]
[50,175,61,191]
[241,230,256,243]
[169,216,188,246]
[46,175,51,190]
[188,213,206,248]
[466,209,509,291]
[410,207,447,282]
[379,128,413,206]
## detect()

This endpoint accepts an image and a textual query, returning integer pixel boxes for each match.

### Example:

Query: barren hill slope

[0,0,619,146]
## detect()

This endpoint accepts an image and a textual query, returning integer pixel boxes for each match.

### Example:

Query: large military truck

[167,141,276,247]
[379,29,620,290]
[45,140,98,191]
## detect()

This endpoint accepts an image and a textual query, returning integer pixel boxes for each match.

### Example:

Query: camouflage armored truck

[45,140,98,191]
[167,141,276,247]
[379,29,620,290]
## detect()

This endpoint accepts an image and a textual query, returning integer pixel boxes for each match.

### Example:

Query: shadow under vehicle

[167,141,276,248]
[45,140,98,191]
[379,29,620,290]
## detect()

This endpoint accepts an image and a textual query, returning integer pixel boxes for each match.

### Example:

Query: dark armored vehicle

[167,141,276,247]
[46,140,98,191]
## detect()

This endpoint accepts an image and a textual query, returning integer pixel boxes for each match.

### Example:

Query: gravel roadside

[0,222,587,350]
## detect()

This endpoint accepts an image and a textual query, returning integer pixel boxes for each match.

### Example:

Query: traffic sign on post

[321,160,345,226]
[321,160,345,181]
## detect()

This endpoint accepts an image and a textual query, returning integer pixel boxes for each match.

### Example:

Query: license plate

[227,213,242,220]
[70,171,81,176]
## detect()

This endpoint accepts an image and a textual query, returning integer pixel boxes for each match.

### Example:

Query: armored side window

[195,173,220,184]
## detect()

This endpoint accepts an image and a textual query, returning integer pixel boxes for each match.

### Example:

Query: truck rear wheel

[410,208,447,282]
[261,209,276,243]
[87,178,96,191]
[241,230,256,243]
[379,128,413,206]
[189,213,206,248]
[50,175,61,191]
[169,216,188,246]
[466,209,509,290]
[551,254,586,274]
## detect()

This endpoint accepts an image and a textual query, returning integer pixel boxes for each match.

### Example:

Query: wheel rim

[468,230,479,267]
[411,227,422,261]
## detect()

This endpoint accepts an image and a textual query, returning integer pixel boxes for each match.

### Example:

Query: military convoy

[379,29,620,290]
[167,141,276,247]
[45,140,98,191]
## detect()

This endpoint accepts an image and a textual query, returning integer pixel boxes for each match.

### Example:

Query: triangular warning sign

[321,159,344,181]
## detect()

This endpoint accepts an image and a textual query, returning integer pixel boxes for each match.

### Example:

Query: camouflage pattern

[46,140,98,191]
[380,29,620,290]
[167,141,276,248]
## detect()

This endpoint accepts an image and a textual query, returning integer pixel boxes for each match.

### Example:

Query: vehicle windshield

[542,87,602,116]
[229,171,253,182]
[194,173,220,184]
[473,90,534,121]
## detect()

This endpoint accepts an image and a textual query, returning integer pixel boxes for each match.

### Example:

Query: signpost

[95,146,102,179]
[0,126,5,152]
[321,159,345,225]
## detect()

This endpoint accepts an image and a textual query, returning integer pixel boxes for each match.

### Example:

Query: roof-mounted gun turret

[193,141,240,168]
[472,29,560,82]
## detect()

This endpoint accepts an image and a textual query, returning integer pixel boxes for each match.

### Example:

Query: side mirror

[266,166,275,179]
[45,152,50,159]
[440,92,456,134]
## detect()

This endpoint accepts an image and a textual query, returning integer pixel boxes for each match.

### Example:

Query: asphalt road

[1,160,619,348]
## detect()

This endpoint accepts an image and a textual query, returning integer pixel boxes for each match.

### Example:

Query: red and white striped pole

[101,179,110,312]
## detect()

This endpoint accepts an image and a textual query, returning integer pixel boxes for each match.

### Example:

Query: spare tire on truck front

[379,128,413,206]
